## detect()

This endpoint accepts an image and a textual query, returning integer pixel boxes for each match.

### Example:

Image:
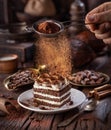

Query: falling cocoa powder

[34,33,72,75]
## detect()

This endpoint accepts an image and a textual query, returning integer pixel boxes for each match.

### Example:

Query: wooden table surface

[0,55,111,130]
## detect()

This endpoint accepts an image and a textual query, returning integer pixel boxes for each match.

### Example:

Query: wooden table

[0,55,111,130]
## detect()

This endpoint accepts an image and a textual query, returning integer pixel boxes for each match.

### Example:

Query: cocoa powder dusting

[37,21,60,34]
[34,33,72,75]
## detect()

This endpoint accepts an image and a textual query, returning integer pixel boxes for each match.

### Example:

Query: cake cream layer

[33,84,70,97]
[33,86,70,107]
[34,90,70,101]
[34,80,69,91]
[33,96,70,108]
[34,92,70,106]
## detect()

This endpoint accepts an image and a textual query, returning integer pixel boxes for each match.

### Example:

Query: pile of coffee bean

[8,70,34,90]
[68,70,106,85]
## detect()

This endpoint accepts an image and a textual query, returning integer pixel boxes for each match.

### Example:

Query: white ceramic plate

[17,88,86,114]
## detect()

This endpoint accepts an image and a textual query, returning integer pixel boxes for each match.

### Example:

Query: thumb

[86,10,111,24]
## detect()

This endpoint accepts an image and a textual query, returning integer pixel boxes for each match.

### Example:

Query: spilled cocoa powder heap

[34,33,72,75]
[37,21,60,34]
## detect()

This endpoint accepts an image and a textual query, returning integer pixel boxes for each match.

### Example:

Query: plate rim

[17,88,86,114]
[69,72,110,87]
[3,68,35,91]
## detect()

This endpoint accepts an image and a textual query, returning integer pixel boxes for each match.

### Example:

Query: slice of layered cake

[33,73,71,110]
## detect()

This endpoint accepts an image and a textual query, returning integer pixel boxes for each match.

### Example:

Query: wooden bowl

[0,54,18,73]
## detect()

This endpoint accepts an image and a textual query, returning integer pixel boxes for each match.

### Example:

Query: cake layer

[33,72,71,110]
[33,85,70,97]
[33,96,70,108]
[34,91,70,102]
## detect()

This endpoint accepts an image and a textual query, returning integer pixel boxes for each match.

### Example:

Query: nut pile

[68,70,107,85]
[8,70,34,89]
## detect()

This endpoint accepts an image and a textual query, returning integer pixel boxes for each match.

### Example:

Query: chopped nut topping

[36,72,66,85]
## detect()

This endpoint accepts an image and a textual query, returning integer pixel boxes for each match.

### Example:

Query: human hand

[85,2,111,44]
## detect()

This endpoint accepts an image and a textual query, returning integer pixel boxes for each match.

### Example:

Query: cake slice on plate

[33,72,71,110]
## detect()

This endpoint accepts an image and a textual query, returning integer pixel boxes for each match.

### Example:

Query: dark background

[0,0,110,24]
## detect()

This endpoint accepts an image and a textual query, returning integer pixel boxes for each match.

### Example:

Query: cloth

[24,0,56,16]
